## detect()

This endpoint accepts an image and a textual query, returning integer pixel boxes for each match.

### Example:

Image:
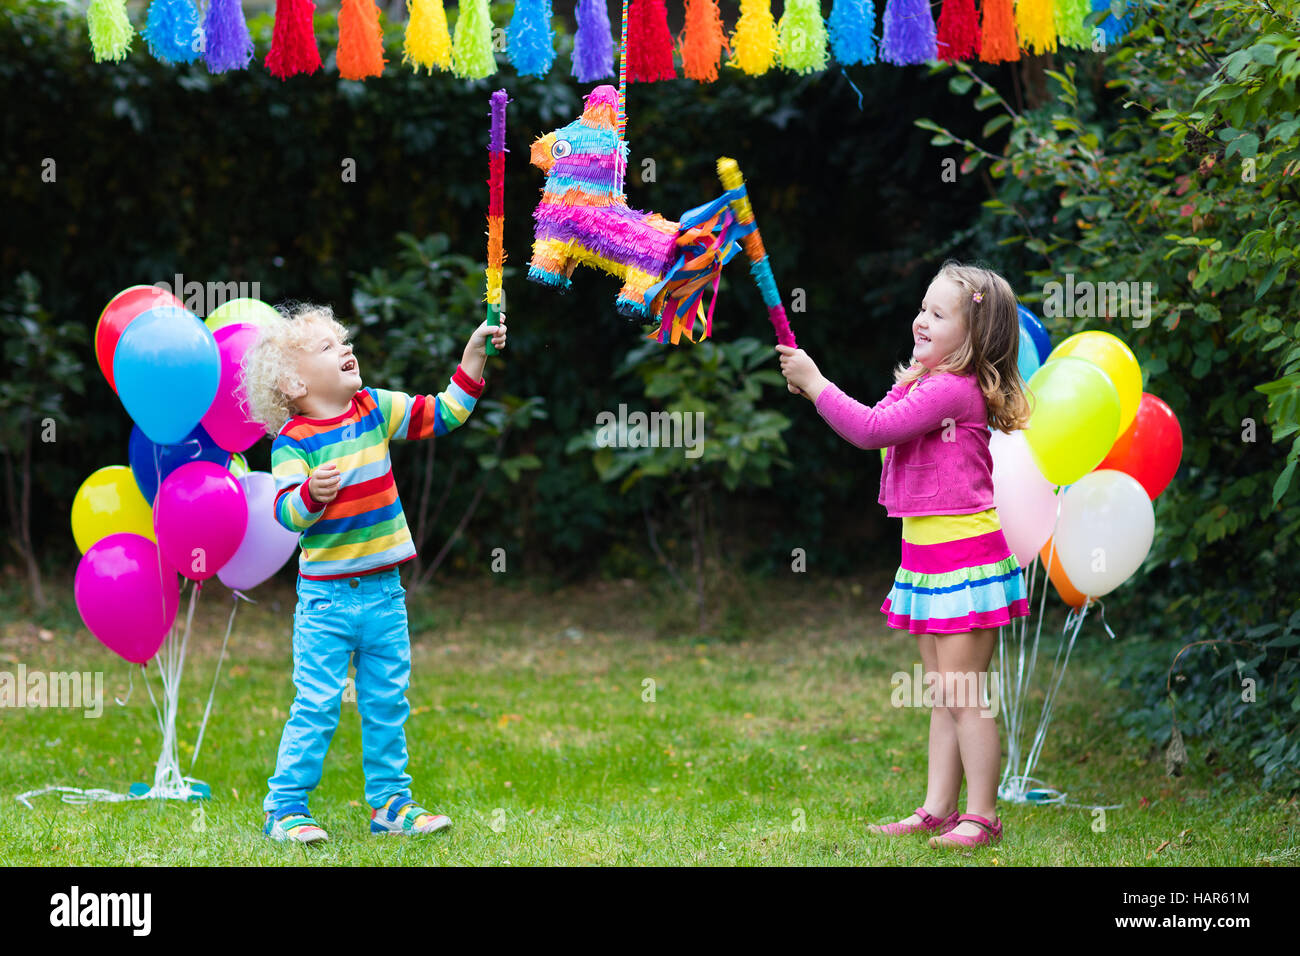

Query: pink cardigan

[815,369,996,517]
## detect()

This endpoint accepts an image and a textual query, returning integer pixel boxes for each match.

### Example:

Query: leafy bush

[917,0,1300,790]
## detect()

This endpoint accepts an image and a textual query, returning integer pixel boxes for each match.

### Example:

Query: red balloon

[1096,392,1183,499]
[95,285,184,393]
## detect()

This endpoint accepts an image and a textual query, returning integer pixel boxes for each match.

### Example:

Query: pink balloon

[75,532,179,664]
[217,472,301,591]
[153,461,249,581]
[200,322,264,453]
[991,429,1060,569]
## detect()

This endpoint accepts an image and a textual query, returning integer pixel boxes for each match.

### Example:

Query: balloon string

[191,589,246,770]
[114,665,134,707]
[1096,598,1116,639]
[153,443,167,635]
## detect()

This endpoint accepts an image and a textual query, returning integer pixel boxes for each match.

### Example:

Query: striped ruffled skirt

[881,508,1030,635]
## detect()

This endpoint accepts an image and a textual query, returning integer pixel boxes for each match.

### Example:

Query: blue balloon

[114,306,220,445]
[1017,304,1052,366]
[128,423,231,505]
[1017,323,1042,383]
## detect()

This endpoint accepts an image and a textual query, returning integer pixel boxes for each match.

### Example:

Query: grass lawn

[1,570,1296,866]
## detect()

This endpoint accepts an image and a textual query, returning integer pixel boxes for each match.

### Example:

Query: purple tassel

[572,0,615,81]
[879,0,937,65]
[203,0,254,73]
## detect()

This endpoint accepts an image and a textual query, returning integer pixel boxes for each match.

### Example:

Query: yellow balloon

[1046,331,1142,441]
[204,298,280,334]
[1024,358,1121,487]
[70,465,156,554]
[228,453,249,478]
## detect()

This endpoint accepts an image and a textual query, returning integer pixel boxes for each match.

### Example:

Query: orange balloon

[1039,536,1088,608]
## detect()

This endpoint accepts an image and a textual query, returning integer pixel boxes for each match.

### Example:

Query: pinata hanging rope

[617,0,630,182]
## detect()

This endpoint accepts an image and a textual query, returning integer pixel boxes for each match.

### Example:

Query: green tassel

[87,0,134,63]
[1055,0,1094,49]
[778,0,828,74]
[452,0,497,78]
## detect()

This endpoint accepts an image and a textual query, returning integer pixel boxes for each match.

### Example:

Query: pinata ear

[580,85,621,130]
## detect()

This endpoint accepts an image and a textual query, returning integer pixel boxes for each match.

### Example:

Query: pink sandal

[868,805,960,836]
[928,813,1003,848]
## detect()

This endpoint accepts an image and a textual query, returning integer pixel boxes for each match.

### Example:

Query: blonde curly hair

[891,259,1034,434]
[241,302,353,437]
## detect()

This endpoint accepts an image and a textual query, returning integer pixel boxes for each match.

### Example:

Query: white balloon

[990,429,1059,569]
[1055,470,1154,599]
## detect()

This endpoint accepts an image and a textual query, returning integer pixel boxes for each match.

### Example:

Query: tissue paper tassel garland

[572,0,615,81]
[778,0,829,74]
[979,0,1020,63]
[143,0,202,64]
[203,0,255,73]
[729,0,779,76]
[508,0,557,78]
[935,0,980,62]
[87,0,134,63]
[879,0,937,65]
[828,0,877,67]
[404,0,454,73]
[338,0,387,80]
[627,0,677,81]
[265,0,322,79]
[453,0,498,78]
[680,0,729,82]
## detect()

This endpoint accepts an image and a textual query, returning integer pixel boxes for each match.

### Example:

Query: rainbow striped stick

[484,89,508,356]
[715,157,797,348]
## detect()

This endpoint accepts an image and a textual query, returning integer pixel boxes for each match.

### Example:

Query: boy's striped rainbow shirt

[271,366,485,579]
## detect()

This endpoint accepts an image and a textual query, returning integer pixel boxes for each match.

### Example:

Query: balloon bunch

[73,288,300,665]
[992,307,1183,609]
[990,305,1182,807]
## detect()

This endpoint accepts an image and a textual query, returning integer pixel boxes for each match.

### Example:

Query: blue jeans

[263,568,414,815]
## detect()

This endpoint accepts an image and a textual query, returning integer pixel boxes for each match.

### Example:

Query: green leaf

[983,114,1012,137]
[1250,43,1278,66]
[1256,261,1283,300]
[1274,458,1297,505]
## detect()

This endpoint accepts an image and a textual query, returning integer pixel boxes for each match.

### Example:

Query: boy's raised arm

[373,365,486,442]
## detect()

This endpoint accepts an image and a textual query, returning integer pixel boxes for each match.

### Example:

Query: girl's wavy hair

[241,301,353,437]
[890,259,1033,433]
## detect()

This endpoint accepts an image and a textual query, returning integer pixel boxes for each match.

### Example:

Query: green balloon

[228,453,249,478]
[1024,357,1121,487]
[205,298,279,334]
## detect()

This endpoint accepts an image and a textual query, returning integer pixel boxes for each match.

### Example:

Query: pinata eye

[551,139,572,160]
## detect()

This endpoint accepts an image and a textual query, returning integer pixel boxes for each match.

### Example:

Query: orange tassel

[338,0,387,80]
[680,0,729,82]
[979,0,1020,63]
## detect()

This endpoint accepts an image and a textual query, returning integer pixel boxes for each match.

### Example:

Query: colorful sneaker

[370,795,451,835]
[263,809,329,845]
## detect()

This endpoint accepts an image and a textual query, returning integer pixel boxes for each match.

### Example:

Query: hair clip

[971,291,984,303]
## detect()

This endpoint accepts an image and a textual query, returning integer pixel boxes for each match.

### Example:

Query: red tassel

[266,0,322,79]
[628,0,677,82]
[338,0,387,80]
[936,0,981,62]
[979,0,1020,64]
